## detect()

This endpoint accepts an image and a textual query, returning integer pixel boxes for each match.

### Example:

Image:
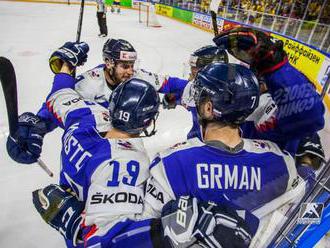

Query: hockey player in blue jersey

[212,27,325,156]
[142,62,310,247]
[31,50,259,248]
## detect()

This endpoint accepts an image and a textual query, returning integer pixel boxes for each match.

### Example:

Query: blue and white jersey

[38,66,177,131]
[46,73,152,245]
[144,137,299,217]
[38,64,110,131]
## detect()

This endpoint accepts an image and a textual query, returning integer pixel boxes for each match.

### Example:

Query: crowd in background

[159,0,330,25]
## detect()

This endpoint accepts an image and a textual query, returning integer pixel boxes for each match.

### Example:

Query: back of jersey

[83,138,151,229]
[152,137,299,212]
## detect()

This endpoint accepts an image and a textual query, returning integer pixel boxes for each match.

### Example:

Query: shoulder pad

[159,138,204,158]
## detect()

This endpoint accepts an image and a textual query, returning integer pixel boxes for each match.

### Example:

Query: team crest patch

[170,141,187,149]
[102,111,110,122]
[297,202,324,224]
[252,140,271,150]
[88,70,100,78]
[118,140,134,150]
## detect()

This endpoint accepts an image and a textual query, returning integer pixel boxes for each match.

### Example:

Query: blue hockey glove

[6,112,48,164]
[49,42,89,74]
[296,133,325,170]
[32,184,84,244]
[161,196,258,248]
[162,93,177,109]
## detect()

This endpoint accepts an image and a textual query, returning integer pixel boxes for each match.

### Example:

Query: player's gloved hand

[49,42,90,74]
[296,133,325,170]
[32,184,84,245]
[246,93,278,132]
[161,196,258,248]
[6,112,48,164]
[213,27,286,74]
[162,93,177,109]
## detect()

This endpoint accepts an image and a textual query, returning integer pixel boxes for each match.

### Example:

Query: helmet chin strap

[142,118,157,137]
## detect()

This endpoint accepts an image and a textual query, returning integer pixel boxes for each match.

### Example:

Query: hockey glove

[6,112,48,164]
[49,42,89,74]
[245,93,278,132]
[162,93,177,109]
[213,27,286,75]
[161,196,258,248]
[32,184,84,244]
[296,133,325,170]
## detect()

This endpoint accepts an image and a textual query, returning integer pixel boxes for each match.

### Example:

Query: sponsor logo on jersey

[90,192,144,205]
[146,183,164,204]
[94,94,105,101]
[62,97,83,106]
[298,202,324,224]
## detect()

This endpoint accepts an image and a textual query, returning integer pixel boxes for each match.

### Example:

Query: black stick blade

[0,57,18,136]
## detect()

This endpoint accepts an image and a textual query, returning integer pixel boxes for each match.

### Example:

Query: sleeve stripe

[84,224,99,242]
[149,156,161,170]
[46,99,63,124]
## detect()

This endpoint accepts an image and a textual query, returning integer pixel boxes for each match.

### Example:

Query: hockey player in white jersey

[31,44,259,248]
[142,62,308,247]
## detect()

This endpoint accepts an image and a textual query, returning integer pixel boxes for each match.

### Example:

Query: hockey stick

[0,57,53,177]
[76,0,85,43]
[209,0,221,36]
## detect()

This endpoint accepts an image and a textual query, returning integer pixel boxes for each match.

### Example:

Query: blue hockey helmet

[103,38,137,63]
[109,78,160,136]
[193,62,260,125]
[189,45,228,69]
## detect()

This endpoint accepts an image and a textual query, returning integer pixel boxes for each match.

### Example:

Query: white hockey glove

[246,92,278,132]
[134,69,168,91]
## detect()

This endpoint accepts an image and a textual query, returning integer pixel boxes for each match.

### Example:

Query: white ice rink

[0,1,329,247]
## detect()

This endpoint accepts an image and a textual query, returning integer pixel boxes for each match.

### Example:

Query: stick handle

[37,158,54,177]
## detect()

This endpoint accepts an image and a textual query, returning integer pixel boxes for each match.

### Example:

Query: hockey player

[96,0,108,37]
[212,27,325,156]
[6,39,138,164]
[161,45,229,139]
[142,62,307,247]
[31,50,258,248]
[5,42,226,164]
